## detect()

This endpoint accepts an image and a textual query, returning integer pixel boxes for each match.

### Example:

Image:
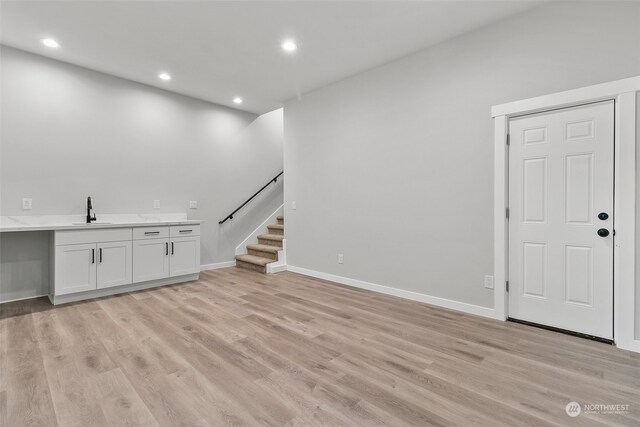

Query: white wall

[0,46,283,302]
[284,2,640,315]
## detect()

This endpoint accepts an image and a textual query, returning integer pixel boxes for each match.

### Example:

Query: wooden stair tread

[268,224,284,230]
[276,215,284,221]
[235,254,274,266]
[246,244,280,254]
[258,234,284,241]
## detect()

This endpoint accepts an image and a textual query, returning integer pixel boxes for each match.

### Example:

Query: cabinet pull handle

[171,242,174,255]
[145,231,160,235]
[92,248,95,264]
[166,242,168,255]
[179,229,192,233]
[99,248,102,263]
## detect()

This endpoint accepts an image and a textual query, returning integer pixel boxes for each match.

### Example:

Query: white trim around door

[492,76,640,353]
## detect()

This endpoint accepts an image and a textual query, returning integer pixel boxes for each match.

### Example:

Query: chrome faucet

[86,197,97,223]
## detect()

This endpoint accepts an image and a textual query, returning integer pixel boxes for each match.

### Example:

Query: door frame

[492,76,640,352]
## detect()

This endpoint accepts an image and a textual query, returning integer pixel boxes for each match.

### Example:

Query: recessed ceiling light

[158,73,171,81]
[281,40,297,52]
[233,97,243,104]
[41,38,60,48]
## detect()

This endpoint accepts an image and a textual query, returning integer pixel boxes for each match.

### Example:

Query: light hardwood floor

[1,268,639,426]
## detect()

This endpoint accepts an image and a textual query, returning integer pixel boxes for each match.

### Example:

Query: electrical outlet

[22,198,33,210]
[484,275,494,289]
[189,201,197,209]
[338,253,344,264]
[292,201,297,210]
[153,200,160,209]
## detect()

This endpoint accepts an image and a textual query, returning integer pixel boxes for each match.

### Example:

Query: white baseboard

[200,261,236,271]
[286,265,497,319]
[268,264,288,273]
[616,338,640,353]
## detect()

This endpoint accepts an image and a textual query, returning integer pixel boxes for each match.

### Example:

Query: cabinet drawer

[55,228,133,246]
[170,225,200,237]
[133,226,169,240]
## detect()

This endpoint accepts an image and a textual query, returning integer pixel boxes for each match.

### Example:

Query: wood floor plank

[4,307,59,426]
[39,346,110,427]
[91,368,159,426]
[112,344,211,426]
[119,293,296,425]
[2,268,639,426]
[166,366,256,426]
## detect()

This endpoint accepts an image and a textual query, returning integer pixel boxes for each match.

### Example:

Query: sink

[71,222,113,226]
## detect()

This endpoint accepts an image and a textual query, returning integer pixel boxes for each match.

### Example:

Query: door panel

[522,242,547,299]
[565,153,593,224]
[55,243,97,295]
[522,157,547,223]
[509,100,614,339]
[133,239,169,283]
[564,245,592,306]
[97,241,132,289]
[170,236,200,277]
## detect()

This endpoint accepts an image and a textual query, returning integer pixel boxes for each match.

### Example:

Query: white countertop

[0,214,203,232]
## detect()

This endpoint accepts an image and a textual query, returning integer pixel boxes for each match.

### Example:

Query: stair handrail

[219,171,283,224]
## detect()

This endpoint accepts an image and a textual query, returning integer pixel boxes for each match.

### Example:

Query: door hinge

[506,207,509,219]
[506,281,510,292]
[506,134,510,146]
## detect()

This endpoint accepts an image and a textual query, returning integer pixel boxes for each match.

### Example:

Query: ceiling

[1,1,540,114]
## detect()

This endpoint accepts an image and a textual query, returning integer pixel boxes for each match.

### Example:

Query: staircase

[235,216,284,273]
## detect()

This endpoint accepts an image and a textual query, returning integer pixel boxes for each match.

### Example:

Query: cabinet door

[133,239,170,283]
[169,236,200,277]
[55,243,97,295]
[97,241,132,289]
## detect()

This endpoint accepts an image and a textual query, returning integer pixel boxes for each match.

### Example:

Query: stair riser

[248,249,278,261]
[236,260,266,273]
[277,218,284,225]
[267,227,284,236]
[258,238,283,248]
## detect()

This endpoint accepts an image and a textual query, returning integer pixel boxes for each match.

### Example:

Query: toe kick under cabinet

[50,225,200,304]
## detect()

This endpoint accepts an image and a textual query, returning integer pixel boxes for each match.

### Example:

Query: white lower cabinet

[55,240,132,295]
[132,227,201,280]
[133,238,170,282]
[97,241,132,289]
[53,224,200,301]
[170,235,200,276]
[55,243,97,295]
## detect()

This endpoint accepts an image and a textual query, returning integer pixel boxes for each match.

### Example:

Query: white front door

[508,100,614,339]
